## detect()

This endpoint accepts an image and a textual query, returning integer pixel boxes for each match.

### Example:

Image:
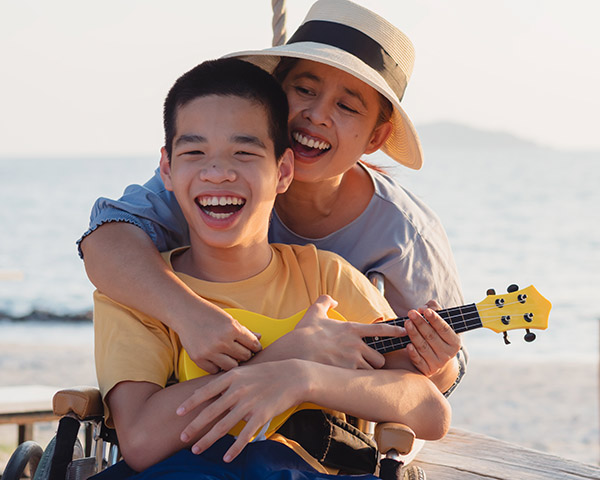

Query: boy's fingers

[211,353,241,372]
[361,347,385,369]
[177,377,226,417]
[235,325,263,353]
[223,418,265,462]
[361,322,406,337]
[312,295,338,313]
[193,359,220,375]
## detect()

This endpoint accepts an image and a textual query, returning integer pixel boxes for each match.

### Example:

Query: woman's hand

[176,359,309,462]
[280,295,406,369]
[404,300,461,377]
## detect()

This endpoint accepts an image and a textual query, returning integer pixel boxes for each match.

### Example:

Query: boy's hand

[287,295,406,369]
[404,300,461,377]
[176,359,307,462]
[175,300,262,374]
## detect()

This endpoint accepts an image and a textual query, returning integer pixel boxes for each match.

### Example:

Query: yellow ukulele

[179,284,551,437]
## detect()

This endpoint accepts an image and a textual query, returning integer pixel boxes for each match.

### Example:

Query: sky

[1,0,599,157]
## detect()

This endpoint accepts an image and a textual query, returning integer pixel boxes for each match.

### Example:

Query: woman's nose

[302,97,332,127]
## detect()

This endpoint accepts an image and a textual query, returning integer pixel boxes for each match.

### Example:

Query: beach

[0,320,598,472]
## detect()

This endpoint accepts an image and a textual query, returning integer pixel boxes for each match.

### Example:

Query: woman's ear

[276,148,295,194]
[159,147,174,191]
[364,121,393,155]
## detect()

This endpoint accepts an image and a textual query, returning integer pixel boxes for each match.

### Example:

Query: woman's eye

[294,86,313,95]
[338,103,358,114]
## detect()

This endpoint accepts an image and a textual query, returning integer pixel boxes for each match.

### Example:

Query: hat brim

[224,42,423,169]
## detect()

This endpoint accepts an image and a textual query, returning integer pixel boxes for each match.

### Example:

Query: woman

[80,0,464,394]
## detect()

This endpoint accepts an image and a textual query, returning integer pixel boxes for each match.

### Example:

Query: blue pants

[92,435,378,479]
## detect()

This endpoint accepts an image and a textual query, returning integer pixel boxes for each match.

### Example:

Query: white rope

[271,0,287,46]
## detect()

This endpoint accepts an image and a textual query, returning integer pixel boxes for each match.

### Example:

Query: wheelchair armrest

[52,386,104,420]
[374,422,415,455]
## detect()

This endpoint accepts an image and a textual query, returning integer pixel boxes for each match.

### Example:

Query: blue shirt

[79,164,463,316]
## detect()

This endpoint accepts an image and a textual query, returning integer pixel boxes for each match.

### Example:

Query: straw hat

[225,0,423,169]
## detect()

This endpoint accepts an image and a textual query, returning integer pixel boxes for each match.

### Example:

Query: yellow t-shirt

[94,243,395,428]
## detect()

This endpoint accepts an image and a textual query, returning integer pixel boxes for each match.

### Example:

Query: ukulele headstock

[475,284,551,344]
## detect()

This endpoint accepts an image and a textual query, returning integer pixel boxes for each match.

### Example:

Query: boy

[94,58,450,479]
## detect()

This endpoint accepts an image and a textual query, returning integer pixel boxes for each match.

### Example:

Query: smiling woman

[79,0,464,385]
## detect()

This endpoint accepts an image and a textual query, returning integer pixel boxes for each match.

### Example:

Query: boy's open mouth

[196,195,246,219]
[292,131,331,158]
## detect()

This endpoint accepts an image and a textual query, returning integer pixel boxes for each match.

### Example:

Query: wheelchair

[3,386,424,480]
[3,274,426,480]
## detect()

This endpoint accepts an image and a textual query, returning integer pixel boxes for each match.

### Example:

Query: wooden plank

[0,385,59,417]
[412,428,600,480]
[0,385,59,443]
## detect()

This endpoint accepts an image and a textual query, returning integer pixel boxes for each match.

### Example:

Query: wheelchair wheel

[32,436,84,480]
[403,465,426,480]
[3,441,44,480]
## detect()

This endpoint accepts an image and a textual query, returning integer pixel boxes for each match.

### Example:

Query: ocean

[1,146,599,361]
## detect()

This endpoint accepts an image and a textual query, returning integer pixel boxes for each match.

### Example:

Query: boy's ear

[276,148,295,194]
[159,147,174,191]
[364,121,393,155]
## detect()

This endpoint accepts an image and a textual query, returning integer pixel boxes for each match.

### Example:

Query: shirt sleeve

[76,168,189,258]
[376,223,464,317]
[93,290,179,426]
[316,249,396,324]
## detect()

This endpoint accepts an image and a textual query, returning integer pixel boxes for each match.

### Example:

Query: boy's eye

[183,150,204,156]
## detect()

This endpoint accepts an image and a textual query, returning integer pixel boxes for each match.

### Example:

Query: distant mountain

[416,121,542,150]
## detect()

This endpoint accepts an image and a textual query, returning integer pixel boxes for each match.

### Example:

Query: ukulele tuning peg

[486,288,496,296]
[503,332,511,345]
[507,284,519,293]
[524,329,536,343]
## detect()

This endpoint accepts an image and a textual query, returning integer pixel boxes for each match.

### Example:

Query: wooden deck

[0,385,59,444]
[412,428,600,479]
[1,386,598,479]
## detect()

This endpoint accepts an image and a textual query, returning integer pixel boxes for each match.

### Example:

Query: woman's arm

[81,222,262,374]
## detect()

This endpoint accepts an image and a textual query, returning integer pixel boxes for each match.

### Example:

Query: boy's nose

[199,162,237,183]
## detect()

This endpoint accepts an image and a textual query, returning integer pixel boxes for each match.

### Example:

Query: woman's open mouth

[292,131,331,158]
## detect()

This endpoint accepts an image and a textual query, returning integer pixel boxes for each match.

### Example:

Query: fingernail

[176,407,185,415]
[405,320,412,329]
[223,453,232,463]
[181,432,189,442]
[191,445,201,454]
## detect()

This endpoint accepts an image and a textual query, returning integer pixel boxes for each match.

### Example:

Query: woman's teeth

[293,132,331,150]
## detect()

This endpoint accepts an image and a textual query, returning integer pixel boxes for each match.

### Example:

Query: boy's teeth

[199,196,245,207]
[206,211,233,219]
[293,132,330,150]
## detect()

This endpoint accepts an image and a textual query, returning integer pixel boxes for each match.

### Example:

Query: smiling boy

[93,58,450,479]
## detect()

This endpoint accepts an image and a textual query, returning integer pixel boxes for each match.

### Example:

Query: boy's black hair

[164,58,290,160]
